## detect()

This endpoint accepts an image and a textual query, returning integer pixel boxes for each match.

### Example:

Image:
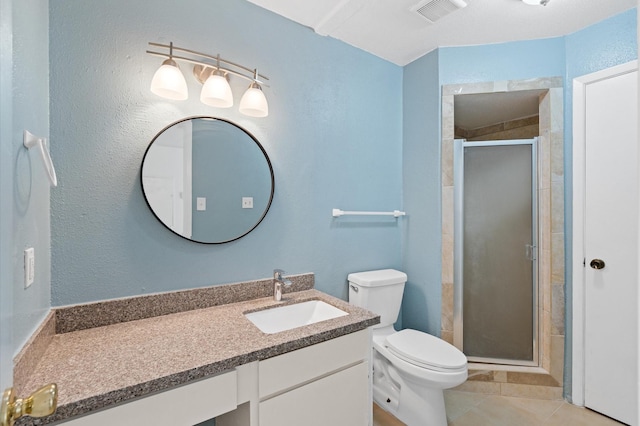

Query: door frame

[571,59,638,406]
[453,138,539,367]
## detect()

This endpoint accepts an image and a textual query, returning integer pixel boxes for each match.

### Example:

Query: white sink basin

[245,300,349,334]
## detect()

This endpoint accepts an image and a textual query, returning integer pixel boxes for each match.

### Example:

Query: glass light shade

[521,0,541,4]
[200,72,233,108]
[239,83,269,117]
[150,59,188,100]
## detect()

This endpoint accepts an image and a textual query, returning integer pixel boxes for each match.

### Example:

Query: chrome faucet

[273,269,292,301]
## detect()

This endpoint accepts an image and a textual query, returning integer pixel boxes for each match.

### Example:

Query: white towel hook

[24,130,57,188]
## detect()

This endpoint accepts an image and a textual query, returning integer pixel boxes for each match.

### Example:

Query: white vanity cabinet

[57,329,371,426]
[258,329,370,426]
[57,370,237,426]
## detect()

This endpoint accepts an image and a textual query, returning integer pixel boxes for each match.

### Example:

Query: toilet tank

[348,269,407,328]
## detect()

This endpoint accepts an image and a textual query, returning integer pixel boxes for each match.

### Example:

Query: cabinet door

[259,329,369,399]
[60,371,237,426]
[259,362,369,426]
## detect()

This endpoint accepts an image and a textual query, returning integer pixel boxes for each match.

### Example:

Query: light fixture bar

[146,42,268,85]
[147,41,270,117]
[150,42,269,81]
[147,51,269,86]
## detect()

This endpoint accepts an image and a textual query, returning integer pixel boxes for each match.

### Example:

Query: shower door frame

[453,138,539,367]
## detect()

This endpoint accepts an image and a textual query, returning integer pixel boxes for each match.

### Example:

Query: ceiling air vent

[413,0,467,24]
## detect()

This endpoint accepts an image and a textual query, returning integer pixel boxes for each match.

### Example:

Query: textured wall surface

[401,50,441,336]
[11,0,51,353]
[0,0,14,386]
[49,0,403,305]
[439,37,566,86]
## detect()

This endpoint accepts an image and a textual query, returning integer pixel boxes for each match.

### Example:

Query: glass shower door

[453,139,538,366]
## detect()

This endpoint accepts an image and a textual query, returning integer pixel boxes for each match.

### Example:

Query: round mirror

[141,117,274,244]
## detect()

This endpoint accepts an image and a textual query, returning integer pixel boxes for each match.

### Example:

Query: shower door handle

[525,244,536,261]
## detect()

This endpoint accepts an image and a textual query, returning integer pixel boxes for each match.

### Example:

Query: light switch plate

[24,247,35,288]
[197,197,207,211]
[242,197,253,209]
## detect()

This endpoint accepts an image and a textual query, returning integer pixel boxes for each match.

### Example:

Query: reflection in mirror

[141,117,274,244]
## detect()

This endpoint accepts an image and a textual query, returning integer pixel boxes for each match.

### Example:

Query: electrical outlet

[24,247,35,288]
[242,197,253,209]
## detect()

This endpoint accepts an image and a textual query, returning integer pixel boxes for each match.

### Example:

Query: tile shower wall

[454,116,539,141]
[440,80,565,400]
[49,0,403,306]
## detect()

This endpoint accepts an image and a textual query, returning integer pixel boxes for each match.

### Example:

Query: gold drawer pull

[1,384,58,426]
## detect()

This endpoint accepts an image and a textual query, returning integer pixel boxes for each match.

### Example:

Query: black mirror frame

[140,116,275,244]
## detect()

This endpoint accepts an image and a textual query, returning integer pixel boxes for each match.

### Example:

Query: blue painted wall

[10,0,51,354]
[0,0,14,387]
[49,0,403,305]
[402,50,441,335]
[439,38,566,85]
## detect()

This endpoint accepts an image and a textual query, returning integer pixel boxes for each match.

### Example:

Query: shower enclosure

[453,138,538,366]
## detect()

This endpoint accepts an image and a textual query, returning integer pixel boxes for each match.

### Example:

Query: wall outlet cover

[197,197,207,211]
[242,197,254,209]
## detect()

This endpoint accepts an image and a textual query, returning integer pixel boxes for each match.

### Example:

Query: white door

[575,63,638,425]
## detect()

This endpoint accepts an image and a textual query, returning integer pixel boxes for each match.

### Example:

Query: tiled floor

[373,390,623,426]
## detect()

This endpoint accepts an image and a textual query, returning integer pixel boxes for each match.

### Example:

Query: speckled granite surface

[55,273,315,334]
[15,278,378,426]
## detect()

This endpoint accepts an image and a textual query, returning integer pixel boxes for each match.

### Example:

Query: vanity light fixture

[149,42,188,100]
[239,70,269,118]
[147,42,270,117]
[201,72,234,108]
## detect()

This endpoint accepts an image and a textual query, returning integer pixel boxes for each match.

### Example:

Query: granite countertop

[15,276,379,425]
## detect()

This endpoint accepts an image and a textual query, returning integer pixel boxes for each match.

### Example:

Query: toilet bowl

[348,269,468,426]
[372,326,467,425]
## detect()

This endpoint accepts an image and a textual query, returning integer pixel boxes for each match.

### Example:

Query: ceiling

[246,0,636,66]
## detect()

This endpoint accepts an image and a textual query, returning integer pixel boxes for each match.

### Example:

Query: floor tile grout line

[545,401,566,421]
[444,390,491,422]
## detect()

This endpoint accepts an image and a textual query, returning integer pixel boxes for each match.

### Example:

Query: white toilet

[348,269,468,426]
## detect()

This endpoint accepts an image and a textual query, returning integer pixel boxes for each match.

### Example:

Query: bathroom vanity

[13,274,378,426]
[59,331,370,426]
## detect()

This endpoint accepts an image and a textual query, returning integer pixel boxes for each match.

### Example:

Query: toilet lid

[385,329,467,371]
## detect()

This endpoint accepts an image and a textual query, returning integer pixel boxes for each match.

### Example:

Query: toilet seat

[385,329,467,372]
